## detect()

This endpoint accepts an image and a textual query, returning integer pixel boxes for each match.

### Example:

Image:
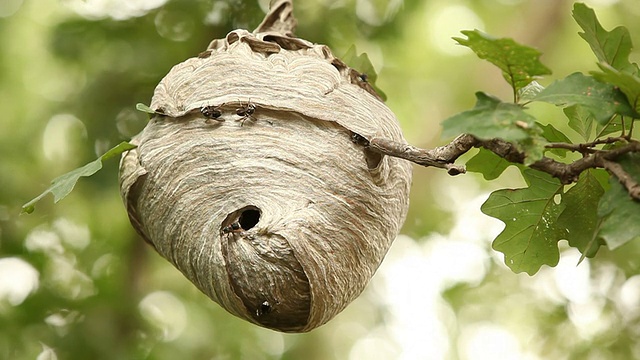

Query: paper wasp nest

[119,1,411,332]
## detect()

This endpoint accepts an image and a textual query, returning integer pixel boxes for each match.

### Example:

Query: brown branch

[602,159,640,199]
[365,133,640,200]
[545,137,625,154]
[545,143,596,153]
[368,134,476,175]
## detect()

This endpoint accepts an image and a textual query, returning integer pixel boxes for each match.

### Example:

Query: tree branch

[545,137,625,154]
[365,133,640,200]
[368,134,475,175]
[602,159,640,199]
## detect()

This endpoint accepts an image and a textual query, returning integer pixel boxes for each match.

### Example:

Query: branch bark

[366,134,640,200]
[368,134,475,175]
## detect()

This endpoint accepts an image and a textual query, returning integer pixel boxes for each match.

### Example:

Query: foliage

[441,91,536,142]
[443,2,640,274]
[534,72,637,124]
[21,142,136,214]
[597,153,640,249]
[481,169,566,274]
[453,29,552,102]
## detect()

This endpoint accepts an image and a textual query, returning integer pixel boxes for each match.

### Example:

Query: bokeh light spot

[0,257,39,306]
[0,0,23,18]
[139,291,187,342]
[42,114,87,162]
[428,4,484,56]
[154,9,195,42]
[64,0,168,20]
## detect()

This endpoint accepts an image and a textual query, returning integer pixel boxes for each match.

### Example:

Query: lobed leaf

[441,92,534,141]
[556,169,606,259]
[21,141,137,214]
[466,148,513,180]
[597,153,640,250]
[481,169,567,275]
[538,123,571,158]
[533,72,638,124]
[454,30,551,97]
[563,105,595,141]
[592,63,640,110]
[572,3,636,73]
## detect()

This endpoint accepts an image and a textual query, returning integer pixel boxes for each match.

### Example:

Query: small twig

[601,159,640,199]
[545,137,625,154]
[545,143,597,154]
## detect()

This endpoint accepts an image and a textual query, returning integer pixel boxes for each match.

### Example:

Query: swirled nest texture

[119,1,412,332]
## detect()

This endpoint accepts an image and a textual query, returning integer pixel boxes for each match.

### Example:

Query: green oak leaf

[441,92,534,141]
[343,45,378,84]
[481,169,567,275]
[563,105,595,141]
[538,123,571,158]
[466,148,514,180]
[533,72,638,124]
[573,3,636,73]
[592,63,640,110]
[557,169,606,259]
[597,153,640,250]
[342,45,387,101]
[454,30,551,98]
[22,141,137,214]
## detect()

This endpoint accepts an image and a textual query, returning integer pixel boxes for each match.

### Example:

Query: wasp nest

[119,1,411,332]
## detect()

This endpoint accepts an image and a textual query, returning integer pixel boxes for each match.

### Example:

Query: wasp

[235,100,256,126]
[350,132,369,146]
[200,105,223,122]
[256,300,272,317]
[221,221,242,235]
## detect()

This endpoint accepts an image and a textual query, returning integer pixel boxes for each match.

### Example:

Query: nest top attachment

[150,1,400,142]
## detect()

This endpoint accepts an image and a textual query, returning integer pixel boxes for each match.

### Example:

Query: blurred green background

[2,0,640,359]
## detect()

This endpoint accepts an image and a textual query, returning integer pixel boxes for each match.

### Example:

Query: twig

[367,134,475,175]
[365,133,640,200]
[601,159,640,199]
[545,137,625,154]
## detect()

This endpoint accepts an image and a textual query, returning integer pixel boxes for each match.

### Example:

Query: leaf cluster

[442,3,640,274]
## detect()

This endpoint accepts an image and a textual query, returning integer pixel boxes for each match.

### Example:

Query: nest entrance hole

[221,205,262,233]
[239,208,260,230]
